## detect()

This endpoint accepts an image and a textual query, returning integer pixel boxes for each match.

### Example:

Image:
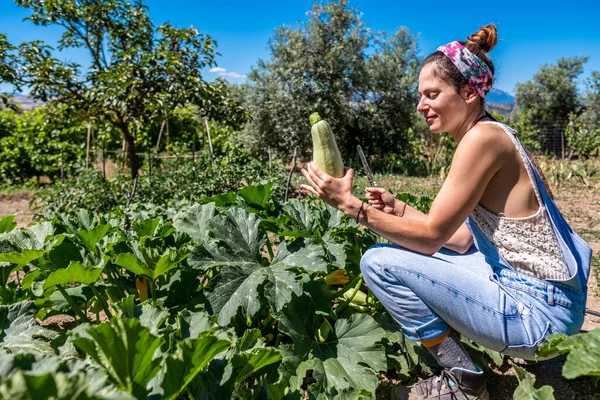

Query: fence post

[268,147,272,174]
[284,146,298,202]
[156,119,166,152]
[147,146,152,179]
[166,119,170,156]
[102,141,106,179]
[60,148,64,183]
[85,118,92,169]
[203,117,214,166]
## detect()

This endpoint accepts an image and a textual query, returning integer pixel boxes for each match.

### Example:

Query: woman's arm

[365,187,472,253]
[395,200,474,254]
[301,126,502,255]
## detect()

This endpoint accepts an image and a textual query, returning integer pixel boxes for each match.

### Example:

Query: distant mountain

[486,88,515,117]
[11,94,44,111]
[487,88,515,105]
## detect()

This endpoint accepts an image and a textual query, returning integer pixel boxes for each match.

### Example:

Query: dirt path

[0,192,35,228]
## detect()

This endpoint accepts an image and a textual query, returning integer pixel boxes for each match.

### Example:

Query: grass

[592,253,600,293]
[291,172,441,200]
[0,183,36,196]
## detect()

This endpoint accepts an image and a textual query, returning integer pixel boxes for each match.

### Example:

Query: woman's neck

[450,108,488,143]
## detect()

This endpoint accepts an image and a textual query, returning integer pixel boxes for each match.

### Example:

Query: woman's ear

[461,85,479,104]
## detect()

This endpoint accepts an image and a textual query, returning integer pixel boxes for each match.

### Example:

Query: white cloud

[223,71,247,79]
[209,67,247,79]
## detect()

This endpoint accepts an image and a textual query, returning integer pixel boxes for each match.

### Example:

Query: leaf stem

[334,275,363,317]
[150,279,157,307]
[56,284,90,323]
[89,283,113,320]
[332,273,363,299]
[264,235,275,262]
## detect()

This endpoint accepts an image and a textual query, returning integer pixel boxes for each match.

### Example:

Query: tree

[515,56,588,156]
[581,71,600,129]
[0,33,19,110]
[239,0,421,171]
[15,0,247,178]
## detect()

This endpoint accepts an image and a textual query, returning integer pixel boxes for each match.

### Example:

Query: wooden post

[203,117,214,166]
[60,149,64,183]
[86,119,92,169]
[121,138,126,169]
[148,147,152,178]
[268,147,272,174]
[561,122,565,160]
[102,141,106,179]
[166,119,170,156]
[285,147,298,202]
[155,119,166,152]
[192,140,196,163]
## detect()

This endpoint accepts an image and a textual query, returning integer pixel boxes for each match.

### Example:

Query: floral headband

[436,41,494,98]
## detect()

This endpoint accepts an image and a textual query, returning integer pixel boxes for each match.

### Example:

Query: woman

[300,24,591,400]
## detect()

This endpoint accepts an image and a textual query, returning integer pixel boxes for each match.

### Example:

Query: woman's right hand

[365,187,397,215]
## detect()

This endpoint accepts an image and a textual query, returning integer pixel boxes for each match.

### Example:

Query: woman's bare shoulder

[460,122,515,156]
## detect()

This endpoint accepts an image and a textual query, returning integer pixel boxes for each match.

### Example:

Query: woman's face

[417,63,468,134]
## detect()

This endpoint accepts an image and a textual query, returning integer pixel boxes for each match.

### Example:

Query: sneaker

[408,367,489,400]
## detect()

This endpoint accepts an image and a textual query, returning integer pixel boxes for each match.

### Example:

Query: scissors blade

[357,145,377,187]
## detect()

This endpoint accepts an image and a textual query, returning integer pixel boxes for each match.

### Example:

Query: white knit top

[469,122,570,281]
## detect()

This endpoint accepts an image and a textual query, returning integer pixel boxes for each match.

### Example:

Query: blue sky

[1,0,599,95]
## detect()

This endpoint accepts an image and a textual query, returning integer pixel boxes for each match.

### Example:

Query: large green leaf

[175,309,215,341]
[114,243,189,281]
[276,296,386,398]
[335,314,387,372]
[114,253,153,277]
[274,294,328,357]
[558,329,600,379]
[282,200,318,233]
[272,240,328,274]
[206,265,266,326]
[207,207,265,261]
[132,218,161,239]
[77,224,112,255]
[0,301,62,355]
[232,347,281,383]
[0,366,135,400]
[71,318,164,399]
[0,370,130,400]
[237,181,276,210]
[153,248,190,278]
[0,215,17,234]
[0,222,62,266]
[510,361,555,400]
[43,261,103,290]
[172,203,216,245]
[160,334,232,400]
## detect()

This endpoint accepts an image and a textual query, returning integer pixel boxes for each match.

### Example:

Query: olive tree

[15,0,247,178]
[0,34,19,110]
[239,0,422,172]
[515,57,588,156]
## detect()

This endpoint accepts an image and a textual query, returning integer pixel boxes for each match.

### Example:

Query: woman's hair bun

[466,24,498,53]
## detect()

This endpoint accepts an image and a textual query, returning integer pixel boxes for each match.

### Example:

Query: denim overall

[360,122,591,360]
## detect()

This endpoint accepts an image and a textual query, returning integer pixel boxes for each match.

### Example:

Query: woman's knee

[360,244,390,278]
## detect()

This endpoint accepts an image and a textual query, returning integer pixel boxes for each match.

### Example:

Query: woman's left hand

[300,162,357,210]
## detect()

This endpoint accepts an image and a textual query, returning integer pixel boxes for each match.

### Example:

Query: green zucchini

[309,112,344,178]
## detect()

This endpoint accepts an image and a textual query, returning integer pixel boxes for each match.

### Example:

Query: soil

[1,182,599,399]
